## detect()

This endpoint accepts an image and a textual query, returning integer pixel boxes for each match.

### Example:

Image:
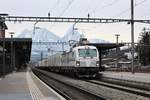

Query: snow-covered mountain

[16,29,33,38]
[62,25,84,42]
[16,28,60,41]
[16,26,109,62]
[33,28,60,42]
[16,28,61,61]
[62,25,109,44]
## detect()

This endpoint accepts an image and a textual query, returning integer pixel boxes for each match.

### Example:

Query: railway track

[99,76,150,91]
[32,68,150,100]
[32,68,109,100]
[86,80,150,98]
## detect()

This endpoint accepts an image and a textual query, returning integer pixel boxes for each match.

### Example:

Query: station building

[0,19,32,76]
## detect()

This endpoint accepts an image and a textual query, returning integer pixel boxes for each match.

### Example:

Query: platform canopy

[0,38,32,69]
[86,43,124,51]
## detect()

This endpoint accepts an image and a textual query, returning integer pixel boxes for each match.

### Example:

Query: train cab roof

[72,45,97,50]
[73,45,97,50]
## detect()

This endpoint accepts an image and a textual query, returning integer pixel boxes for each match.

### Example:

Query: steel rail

[86,80,150,98]
[32,68,110,100]
[32,68,72,100]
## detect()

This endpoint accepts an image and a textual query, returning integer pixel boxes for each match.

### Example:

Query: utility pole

[131,0,135,74]
[115,34,120,53]
[115,34,120,68]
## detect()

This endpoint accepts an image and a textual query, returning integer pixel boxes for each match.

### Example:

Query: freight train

[38,45,100,77]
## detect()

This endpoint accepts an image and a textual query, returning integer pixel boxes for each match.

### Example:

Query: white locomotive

[38,45,99,77]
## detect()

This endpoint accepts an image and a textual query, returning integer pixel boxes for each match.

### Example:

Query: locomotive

[38,45,100,77]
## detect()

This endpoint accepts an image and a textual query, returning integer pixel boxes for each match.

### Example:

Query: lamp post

[9,32,15,72]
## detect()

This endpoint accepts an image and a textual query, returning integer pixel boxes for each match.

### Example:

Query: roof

[0,38,32,63]
[0,17,8,30]
[86,43,124,50]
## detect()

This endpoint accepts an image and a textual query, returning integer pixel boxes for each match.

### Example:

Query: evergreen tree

[138,28,150,65]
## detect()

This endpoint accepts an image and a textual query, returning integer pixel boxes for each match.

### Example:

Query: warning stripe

[26,72,46,100]
[31,71,66,100]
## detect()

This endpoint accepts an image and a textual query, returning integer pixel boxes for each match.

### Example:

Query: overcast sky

[1,0,150,42]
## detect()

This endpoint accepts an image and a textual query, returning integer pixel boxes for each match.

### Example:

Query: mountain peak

[16,28,60,42]
[62,25,84,42]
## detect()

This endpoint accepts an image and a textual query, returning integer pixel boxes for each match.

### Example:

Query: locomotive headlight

[76,61,80,66]
[96,61,99,66]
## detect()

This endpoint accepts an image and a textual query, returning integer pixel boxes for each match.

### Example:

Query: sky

[1,0,150,42]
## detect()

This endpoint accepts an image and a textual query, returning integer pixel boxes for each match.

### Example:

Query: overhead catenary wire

[49,0,75,31]
[59,0,75,16]
[47,0,60,31]
[89,0,119,16]
[85,0,94,11]
[81,0,148,40]
[135,0,150,19]
[100,0,119,9]
[50,0,60,13]
[137,12,150,19]
[135,0,147,6]
[82,0,119,34]
[112,0,148,18]
[49,0,120,31]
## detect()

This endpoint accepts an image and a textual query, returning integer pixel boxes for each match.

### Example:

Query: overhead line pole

[131,0,135,74]
[33,21,38,35]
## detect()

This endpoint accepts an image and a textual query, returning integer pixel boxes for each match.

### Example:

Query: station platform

[100,71,150,84]
[0,69,65,100]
